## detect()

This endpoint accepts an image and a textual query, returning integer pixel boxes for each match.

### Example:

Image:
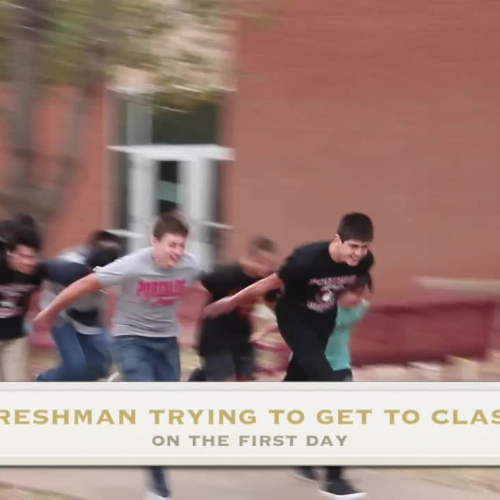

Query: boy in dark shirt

[205,213,375,499]
[36,238,120,382]
[0,226,44,380]
[198,236,277,381]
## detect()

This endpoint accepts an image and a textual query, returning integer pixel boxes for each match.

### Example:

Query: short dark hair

[86,246,120,269]
[153,211,189,240]
[12,212,37,230]
[0,214,38,248]
[9,226,42,252]
[0,219,17,245]
[248,236,276,255]
[337,213,374,242]
[87,230,121,247]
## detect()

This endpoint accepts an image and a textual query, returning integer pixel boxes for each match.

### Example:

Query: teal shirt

[325,301,370,371]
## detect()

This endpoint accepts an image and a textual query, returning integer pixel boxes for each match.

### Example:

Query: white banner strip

[0,382,499,466]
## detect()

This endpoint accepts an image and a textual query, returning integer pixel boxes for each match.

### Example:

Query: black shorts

[202,344,255,381]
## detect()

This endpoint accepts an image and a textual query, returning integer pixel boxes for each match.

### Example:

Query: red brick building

[0,86,111,256]
[222,0,500,299]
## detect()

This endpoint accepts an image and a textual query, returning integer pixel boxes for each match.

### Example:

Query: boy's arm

[33,274,102,328]
[34,251,136,330]
[204,244,309,318]
[204,273,283,318]
[43,260,90,287]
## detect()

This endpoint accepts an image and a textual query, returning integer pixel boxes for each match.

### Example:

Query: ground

[0,481,79,500]
[15,346,500,498]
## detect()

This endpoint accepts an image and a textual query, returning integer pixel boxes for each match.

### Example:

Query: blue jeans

[37,322,112,382]
[114,335,180,499]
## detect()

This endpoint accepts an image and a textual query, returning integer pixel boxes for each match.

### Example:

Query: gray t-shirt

[95,247,200,338]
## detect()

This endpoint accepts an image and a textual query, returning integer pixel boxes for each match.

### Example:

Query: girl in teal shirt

[325,273,372,375]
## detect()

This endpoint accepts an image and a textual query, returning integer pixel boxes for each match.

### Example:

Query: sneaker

[292,466,317,482]
[144,491,172,500]
[319,478,366,499]
[188,367,206,382]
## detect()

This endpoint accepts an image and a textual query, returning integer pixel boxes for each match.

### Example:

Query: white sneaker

[144,492,172,500]
[319,479,366,499]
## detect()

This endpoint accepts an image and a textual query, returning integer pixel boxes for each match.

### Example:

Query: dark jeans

[276,301,338,382]
[202,343,255,381]
[277,301,350,483]
[37,322,112,382]
[326,368,352,481]
[114,335,180,499]
[289,368,352,482]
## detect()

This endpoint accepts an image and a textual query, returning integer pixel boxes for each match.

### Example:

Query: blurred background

[1,0,500,499]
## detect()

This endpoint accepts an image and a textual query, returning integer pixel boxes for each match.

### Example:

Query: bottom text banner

[0,382,499,465]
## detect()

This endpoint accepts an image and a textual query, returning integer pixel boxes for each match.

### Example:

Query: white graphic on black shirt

[307,276,356,312]
[0,284,36,318]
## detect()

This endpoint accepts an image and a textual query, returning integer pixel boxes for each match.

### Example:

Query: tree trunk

[0,0,110,228]
[6,0,55,189]
[36,1,112,225]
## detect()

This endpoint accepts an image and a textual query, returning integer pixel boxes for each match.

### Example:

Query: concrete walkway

[0,467,498,500]
[21,349,500,499]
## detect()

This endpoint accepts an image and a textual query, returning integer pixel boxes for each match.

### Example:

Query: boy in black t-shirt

[0,226,45,380]
[198,236,278,381]
[205,213,375,499]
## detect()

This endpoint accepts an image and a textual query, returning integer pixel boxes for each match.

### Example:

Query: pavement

[0,466,499,500]
[15,347,500,500]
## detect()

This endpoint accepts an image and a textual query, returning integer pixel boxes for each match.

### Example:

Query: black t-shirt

[198,262,259,355]
[277,241,374,334]
[0,254,45,340]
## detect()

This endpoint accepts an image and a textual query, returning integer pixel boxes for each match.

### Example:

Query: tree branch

[40,1,112,218]
[0,185,42,218]
[5,0,57,188]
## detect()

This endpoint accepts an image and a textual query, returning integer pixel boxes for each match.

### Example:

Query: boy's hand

[33,308,57,331]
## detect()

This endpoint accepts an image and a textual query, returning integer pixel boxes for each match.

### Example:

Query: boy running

[295,273,372,491]
[205,212,375,499]
[0,225,44,380]
[34,212,201,500]
[198,236,277,381]
[36,237,121,381]
[36,231,120,382]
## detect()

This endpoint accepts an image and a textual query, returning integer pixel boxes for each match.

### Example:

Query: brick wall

[222,0,500,299]
[0,86,112,256]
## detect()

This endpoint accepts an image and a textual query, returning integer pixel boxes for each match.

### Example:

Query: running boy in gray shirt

[34,211,201,500]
